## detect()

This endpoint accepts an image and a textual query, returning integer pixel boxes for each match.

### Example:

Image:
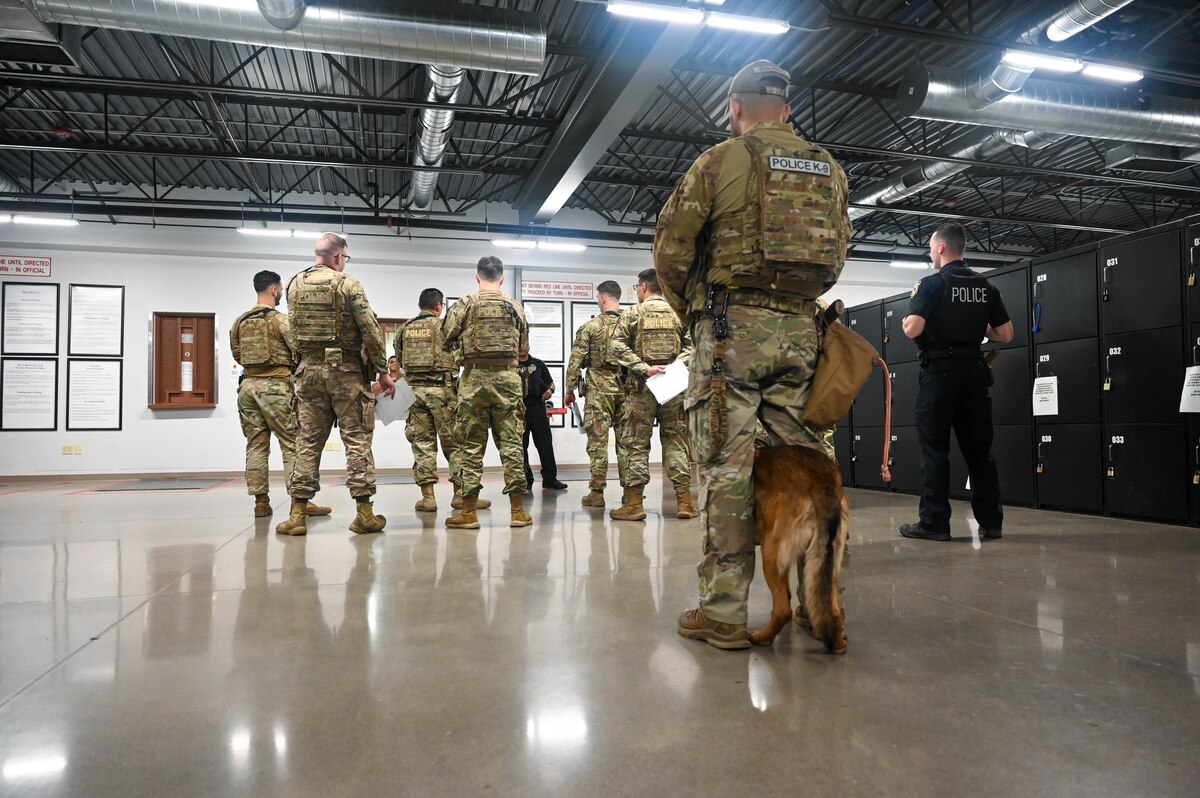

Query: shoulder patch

[911,281,921,298]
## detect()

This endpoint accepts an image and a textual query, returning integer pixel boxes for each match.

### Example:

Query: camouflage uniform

[230,304,298,495]
[657,119,851,625]
[441,290,529,497]
[286,265,388,499]
[607,297,694,495]
[566,310,628,491]
[394,310,462,487]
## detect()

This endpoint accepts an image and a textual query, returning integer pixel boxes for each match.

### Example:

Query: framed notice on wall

[69,284,125,357]
[67,358,122,431]
[525,300,564,362]
[0,357,58,431]
[2,282,59,356]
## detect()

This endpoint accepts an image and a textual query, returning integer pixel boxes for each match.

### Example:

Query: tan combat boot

[452,487,491,510]
[676,490,699,519]
[581,489,606,507]
[446,494,480,530]
[609,487,646,521]
[677,608,750,650]
[275,500,308,536]
[510,493,533,528]
[254,494,272,518]
[305,500,332,516]
[349,500,386,534]
[415,484,438,513]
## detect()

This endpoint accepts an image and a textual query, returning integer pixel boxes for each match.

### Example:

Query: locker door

[848,304,883,353]
[1033,338,1101,424]
[888,426,922,494]
[833,424,853,488]
[1186,418,1200,526]
[853,364,887,427]
[990,346,1031,426]
[882,297,919,365]
[1035,424,1103,513]
[1102,327,1184,424]
[890,361,920,427]
[1030,251,1098,343]
[988,267,1029,350]
[1106,424,1188,522]
[993,424,1035,506]
[1187,224,1200,324]
[851,426,887,490]
[1099,229,1183,334]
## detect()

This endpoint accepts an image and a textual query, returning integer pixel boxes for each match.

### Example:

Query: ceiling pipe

[256,0,307,31]
[406,65,465,212]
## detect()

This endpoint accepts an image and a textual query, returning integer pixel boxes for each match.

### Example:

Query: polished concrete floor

[0,475,1198,797]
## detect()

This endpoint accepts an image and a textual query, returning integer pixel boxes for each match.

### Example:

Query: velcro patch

[768,156,831,176]
[642,317,676,329]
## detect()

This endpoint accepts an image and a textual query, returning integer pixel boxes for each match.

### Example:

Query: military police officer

[900,222,1013,542]
[655,60,852,649]
[565,280,629,508]
[276,233,395,536]
[441,256,532,529]
[606,268,697,522]
[230,270,331,519]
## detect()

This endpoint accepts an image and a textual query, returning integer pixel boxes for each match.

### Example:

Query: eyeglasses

[334,252,351,261]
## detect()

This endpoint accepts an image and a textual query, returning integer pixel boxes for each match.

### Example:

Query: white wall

[0,209,915,478]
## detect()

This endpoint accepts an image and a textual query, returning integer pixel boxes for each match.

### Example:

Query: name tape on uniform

[768,156,831,177]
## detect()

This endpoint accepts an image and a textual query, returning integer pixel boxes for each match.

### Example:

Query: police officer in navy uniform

[900,223,1014,541]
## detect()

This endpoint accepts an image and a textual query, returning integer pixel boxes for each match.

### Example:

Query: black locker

[1032,337,1101,424]
[1034,424,1104,513]
[890,361,920,427]
[1105,423,1188,523]
[1099,228,1183,334]
[853,364,888,427]
[833,424,853,488]
[993,424,1035,507]
[987,266,1030,351]
[990,346,1032,426]
[882,296,919,365]
[1188,418,1200,526]
[848,303,883,353]
[1190,322,1200,369]
[1102,327,1185,424]
[851,426,888,490]
[1186,223,1200,324]
[887,426,922,494]
[1030,250,1099,343]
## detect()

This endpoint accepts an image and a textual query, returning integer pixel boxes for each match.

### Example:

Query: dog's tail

[803,493,849,654]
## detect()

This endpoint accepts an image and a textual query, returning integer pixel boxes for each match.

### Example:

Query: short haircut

[932,223,966,255]
[253,270,281,293]
[732,92,786,117]
[637,268,660,293]
[597,280,622,301]
[315,232,348,257]
[418,288,444,310]
[477,255,504,281]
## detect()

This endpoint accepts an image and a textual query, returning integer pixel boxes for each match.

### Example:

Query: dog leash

[877,356,892,483]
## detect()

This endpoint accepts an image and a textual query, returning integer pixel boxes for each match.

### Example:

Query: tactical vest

[464,293,521,360]
[232,307,289,368]
[708,133,847,296]
[288,267,355,354]
[588,311,622,369]
[922,271,992,356]
[400,313,455,375]
[636,301,682,365]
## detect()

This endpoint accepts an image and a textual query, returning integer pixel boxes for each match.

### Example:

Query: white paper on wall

[1032,376,1059,417]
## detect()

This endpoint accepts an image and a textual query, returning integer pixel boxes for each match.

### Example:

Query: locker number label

[1108,347,1122,356]
[1041,435,1053,443]
[1105,257,1119,267]
[1039,354,1050,362]
[1111,436,1126,444]
[1035,274,1048,283]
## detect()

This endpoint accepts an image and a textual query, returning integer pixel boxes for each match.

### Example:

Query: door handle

[1037,442,1044,458]
[1035,361,1043,378]
[1032,302,1041,333]
[1103,265,1113,284]
[1193,344,1199,367]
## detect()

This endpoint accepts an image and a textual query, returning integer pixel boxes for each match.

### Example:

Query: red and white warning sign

[0,256,52,278]
[520,280,593,300]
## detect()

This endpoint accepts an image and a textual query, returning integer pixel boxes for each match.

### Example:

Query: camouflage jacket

[655,121,851,319]
[230,304,296,378]
[441,289,529,362]
[607,297,693,380]
[565,309,624,396]
[285,265,388,374]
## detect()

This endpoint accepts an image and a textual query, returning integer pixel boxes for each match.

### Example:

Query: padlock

[1036,462,1044,474]
[1189,272,1196,287]
[1107,466,1115,478]
[1193,471,1199,486]
[1103,378,1112,391]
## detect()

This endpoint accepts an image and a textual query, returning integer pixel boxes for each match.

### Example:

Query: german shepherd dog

[749,444,849,654]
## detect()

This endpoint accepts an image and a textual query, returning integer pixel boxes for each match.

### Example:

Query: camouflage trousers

[619,385,692,494]
[687,304,822,625]
[406,382,460,487]
[237,376,297,496]
[583,391,628,491]
[454,365,527,497]
[290,362,377,500]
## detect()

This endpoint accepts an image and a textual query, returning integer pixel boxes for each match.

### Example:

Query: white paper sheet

[1180,366,1200,413]
[571,400,585,433]
[2,283,58,354]
[68,359,121,430]
[1,358,56,430]
[1032,375,1059,417]
[645,359,688,404]
[375,378,416,425]
[69,285,123,356]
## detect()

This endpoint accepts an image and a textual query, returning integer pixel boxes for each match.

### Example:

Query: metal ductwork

[898,65,1200,149]
[22,0,546,74]
[1041,0,1133,42]
[406,65,464,211]
[256,0,306,31]
[0,174,21,193]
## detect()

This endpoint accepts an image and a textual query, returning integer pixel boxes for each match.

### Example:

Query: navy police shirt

[908,260,1010,329]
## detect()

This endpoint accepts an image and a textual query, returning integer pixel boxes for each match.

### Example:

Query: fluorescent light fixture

[492,238,537,249]
[12,215,79,226]
[237,227,294,237]
[705,11,789,34]
[537,241,588,253]
[889,259,932,269]
[1081,64,1144,83]
[1000,49,1082,73]
[290,229,323,239]
[0,214,11,223]
[607,1,704,24]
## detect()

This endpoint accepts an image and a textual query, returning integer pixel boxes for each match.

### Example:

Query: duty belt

[300,348,360,364]
[464,358,517,368]
[708,287,817,313]
[405,373,455,386]
[706,289,732,447]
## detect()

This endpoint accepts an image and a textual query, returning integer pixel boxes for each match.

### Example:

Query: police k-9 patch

[768,156,831,176]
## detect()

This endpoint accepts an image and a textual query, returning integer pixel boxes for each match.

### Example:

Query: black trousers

[915,363,1004,532]
[523,402,558,488]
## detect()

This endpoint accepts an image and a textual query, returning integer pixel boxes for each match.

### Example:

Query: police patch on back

[768,155,831,177]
